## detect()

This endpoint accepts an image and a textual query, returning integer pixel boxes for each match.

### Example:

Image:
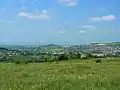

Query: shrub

[95,59,102,63]
[28,60,33,63]
[58,54,69,61]
[86,53,94,58]
[14,60,21,64]
[24,61,28,64]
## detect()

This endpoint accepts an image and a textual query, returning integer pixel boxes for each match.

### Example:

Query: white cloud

[18,10,50,20]
[90,14,116,22]
[79,25,96,30]
[59,30,66,34]
[58,0,77,6]
[79,30,86,34]
[18,12,28,17]
[59,28,66,34]
[77,25,96,34]
[41,10,47,14]
[31,0,37,3]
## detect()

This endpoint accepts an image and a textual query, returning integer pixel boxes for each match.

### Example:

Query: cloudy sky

[0,0,119,45]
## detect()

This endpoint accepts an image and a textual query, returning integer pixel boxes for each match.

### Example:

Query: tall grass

[0,58,120,90]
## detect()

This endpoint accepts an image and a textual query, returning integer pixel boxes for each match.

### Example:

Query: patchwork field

[0,58,120,90]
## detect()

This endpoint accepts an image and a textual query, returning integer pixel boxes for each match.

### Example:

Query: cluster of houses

[0,42,120,62]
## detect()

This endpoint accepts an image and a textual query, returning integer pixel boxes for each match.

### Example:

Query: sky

[0,0,120,45]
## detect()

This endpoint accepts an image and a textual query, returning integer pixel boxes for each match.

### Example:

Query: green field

[0,58,120,90]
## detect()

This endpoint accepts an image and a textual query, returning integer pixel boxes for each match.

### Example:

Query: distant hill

[45,44,57,46]
[111,42,120,44]
[0,45,29,50]
[40,44,60,47]
[90,42,120,46]
[0,47,8,51]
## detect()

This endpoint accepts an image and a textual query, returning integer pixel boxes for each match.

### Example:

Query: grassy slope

[0,58,120,90]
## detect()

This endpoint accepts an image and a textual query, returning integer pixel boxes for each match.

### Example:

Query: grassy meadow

[0,58,120,90]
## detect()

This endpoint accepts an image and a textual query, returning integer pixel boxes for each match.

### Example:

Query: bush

[86,53,94,58]
[14,60,21,64]
[95,59,102,63]
[28,60,33,63]
[24,61,28,64]
[14,60,29,64]
[58,54,69,61]
[81,57,89,59]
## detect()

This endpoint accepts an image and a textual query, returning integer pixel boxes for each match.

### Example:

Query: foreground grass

[0,58,120,90]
